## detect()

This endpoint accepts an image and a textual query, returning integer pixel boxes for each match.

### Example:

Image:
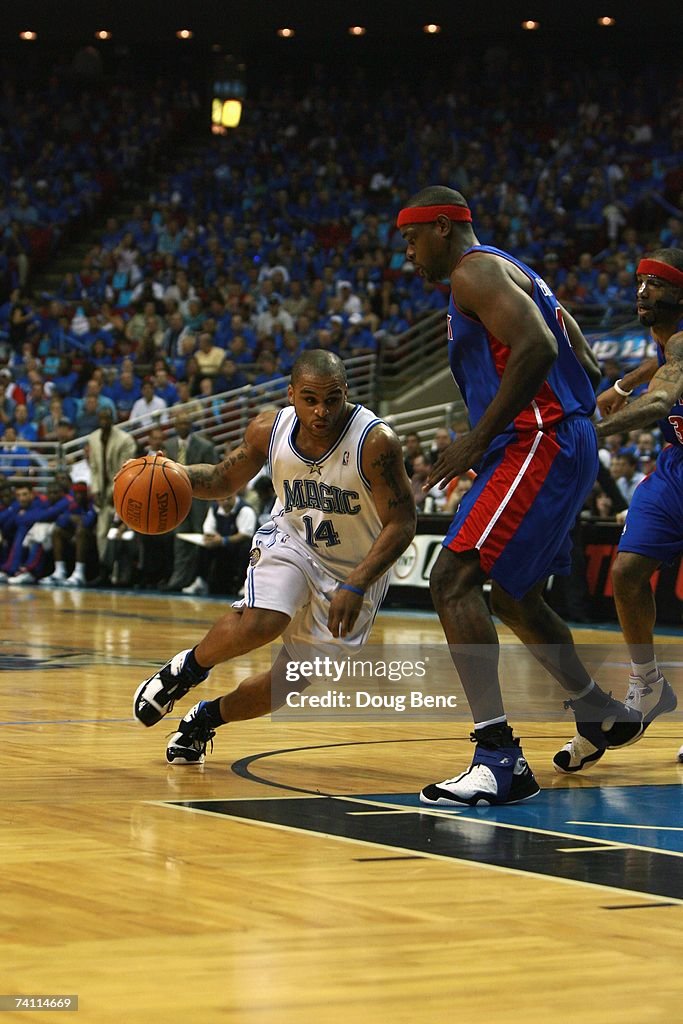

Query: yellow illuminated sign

[211,97,242,130]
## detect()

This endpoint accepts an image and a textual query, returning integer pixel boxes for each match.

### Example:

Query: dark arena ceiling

[1,0,681,57]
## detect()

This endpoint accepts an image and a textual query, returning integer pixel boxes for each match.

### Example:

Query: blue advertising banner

[588,325,658,369]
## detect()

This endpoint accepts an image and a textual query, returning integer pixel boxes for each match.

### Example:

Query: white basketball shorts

[233,523,390,660]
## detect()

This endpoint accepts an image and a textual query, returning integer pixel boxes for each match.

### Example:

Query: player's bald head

[291,350,347,387]
[404,185,469,211]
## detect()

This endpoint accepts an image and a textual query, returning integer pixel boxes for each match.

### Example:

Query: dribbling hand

[328,587,364,638]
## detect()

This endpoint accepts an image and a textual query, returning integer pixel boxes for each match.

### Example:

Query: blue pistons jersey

[617,340,683,564]
[447,246,596,452]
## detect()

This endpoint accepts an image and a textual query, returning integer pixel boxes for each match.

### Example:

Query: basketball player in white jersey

[132,350,416,763]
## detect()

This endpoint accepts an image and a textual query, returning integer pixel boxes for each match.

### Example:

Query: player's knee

[239,608,290,646]
[490,588,519,625]
[611,553,647,595]
[491,584,543,628]
[429,550,480,609]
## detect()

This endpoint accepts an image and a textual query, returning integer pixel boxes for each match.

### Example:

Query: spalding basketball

[113,454,193,535]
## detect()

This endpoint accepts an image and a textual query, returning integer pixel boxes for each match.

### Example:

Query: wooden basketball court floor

[2,586,682,1023]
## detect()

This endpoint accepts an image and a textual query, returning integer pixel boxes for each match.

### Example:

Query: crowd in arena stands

[0,50,681,603]
[0,50,681,435]
[0,65,198,297]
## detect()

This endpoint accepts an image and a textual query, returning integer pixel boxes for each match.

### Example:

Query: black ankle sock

[187,646,212,676]
[203,697,225,728]
[572,683,613,709]
[473,722,516,748]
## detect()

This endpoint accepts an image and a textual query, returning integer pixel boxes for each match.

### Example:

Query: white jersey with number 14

[267,404,384,580]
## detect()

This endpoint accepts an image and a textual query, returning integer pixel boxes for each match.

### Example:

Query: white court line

[557,845,618,853]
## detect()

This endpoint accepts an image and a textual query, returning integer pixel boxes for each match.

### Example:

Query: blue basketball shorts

[618,444,683,563]
[443,417,599,599]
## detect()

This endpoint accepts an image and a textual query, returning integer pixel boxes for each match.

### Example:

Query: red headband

[637,259,683,289]
[396,204,472,228]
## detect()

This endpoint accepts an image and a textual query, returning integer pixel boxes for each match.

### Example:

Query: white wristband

[613,379,633,397]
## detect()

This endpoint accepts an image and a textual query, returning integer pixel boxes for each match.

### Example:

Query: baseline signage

[388,518,682,624]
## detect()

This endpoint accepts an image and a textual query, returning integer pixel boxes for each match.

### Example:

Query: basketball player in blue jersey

[397,184,642,806]
[131,350,416,763]
[583,248,683,767]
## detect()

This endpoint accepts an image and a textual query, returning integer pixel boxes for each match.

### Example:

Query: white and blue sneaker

[166,701,216,764]
[625,671,677,732]
[134,649,210,727]
[421,732,540,807]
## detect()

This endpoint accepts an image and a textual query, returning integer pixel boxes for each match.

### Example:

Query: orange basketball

[113,454,193,535]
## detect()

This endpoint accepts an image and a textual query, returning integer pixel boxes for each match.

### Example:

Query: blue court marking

[358,785,683,854]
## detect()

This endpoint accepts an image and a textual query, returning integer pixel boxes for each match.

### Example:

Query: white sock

[73,562,86,579]
[474,714,507,730]
[631,658,659,681]
[55,561,66,577]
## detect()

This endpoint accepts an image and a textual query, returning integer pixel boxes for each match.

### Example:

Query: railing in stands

[376,310,446,397]
[0,355,377,487]
[0,442,61,487]
[383,401,467,447]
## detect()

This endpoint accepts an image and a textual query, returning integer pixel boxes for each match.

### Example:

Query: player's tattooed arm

[185,412,274,498]
[186,448,250,497]
[596,332,683,438]
[371,449,414,509]
[344,425,416,590]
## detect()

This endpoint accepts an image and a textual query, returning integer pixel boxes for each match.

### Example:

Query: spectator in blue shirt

[0,427,33,476]
[346,313,377,355]
[216,358,247,392]
[379,301,410,338]
[12,404,38,443]
[103,367,142,420]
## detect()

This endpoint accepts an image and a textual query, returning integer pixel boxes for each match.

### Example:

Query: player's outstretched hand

[113,451,167,485]
[426,435,485,490]
[596,386,629,417]
[328,586,364,638]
